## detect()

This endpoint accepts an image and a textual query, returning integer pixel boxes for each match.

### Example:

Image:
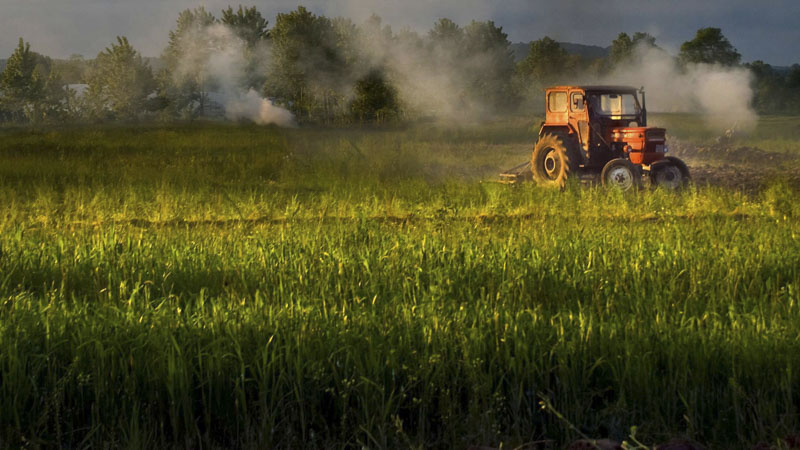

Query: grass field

[1,116,800,448]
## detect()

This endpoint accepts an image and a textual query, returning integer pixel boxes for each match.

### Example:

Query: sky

[1,0,798,66]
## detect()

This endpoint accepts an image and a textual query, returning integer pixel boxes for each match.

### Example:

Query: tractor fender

[538,124,575,138]
[537,124,587,164]
[650,156,691,179]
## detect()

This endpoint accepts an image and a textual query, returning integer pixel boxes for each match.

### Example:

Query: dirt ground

[668,138,800,192]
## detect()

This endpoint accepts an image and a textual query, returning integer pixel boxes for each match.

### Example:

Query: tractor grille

[645,129,667,155]
[646,129,666,141]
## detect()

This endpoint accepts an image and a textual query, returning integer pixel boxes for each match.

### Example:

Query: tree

[39,71,74,121]
[428,18,463,48]
[609,32,658,67]
[160,7,217,117]
[462,20,517,111]
[426,18,506,113]
[266,6,348,121]
[679,27,741,66]
[354,14,392,66]
[787,64,800,89]
[515,37,578,110]
[609,33,634,66]
[747,60,780,112]
[85,36,155,120]
[0,38,45,121]
[788,65,800,112]
[747,61,800,113]
[53,54,89,85]
[221,5,269,48]
[427,18,465,72]
[516,37,573,88]
[350,69,399,122]
[631,32,657,48]
[221,5,270,91]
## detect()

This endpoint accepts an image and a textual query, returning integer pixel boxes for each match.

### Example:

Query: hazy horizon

[1,0,799,66]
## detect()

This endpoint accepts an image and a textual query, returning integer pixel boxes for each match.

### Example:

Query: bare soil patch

[669,138,800,192]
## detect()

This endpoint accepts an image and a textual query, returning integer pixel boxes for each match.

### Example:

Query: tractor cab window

[590,93,639,118]
[548,91,567,112]
[570,92,584,111]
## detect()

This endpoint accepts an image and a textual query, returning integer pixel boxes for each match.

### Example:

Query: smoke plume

[171,22,296,127]
[165,11,757,129]
[603,45,756,131]
[224,88,296,125]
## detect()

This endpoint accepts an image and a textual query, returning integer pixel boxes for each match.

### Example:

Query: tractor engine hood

[609,126,667,164]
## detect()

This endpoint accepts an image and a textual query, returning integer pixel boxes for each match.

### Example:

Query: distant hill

[772,65,798,75]
[511,41,610,62]
[0,59,6,72]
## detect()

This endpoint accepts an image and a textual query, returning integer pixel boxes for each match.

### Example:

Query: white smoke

[350,20,502,122]
[172,22,296,127]
[224,88,297,125]
[604,45,756,131]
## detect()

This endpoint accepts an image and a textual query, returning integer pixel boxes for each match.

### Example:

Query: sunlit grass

[0,120,799,448]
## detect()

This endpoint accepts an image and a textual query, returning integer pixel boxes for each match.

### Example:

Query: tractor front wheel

[531,134,580,188]
[601,158,640,191]
[650,157,690,190]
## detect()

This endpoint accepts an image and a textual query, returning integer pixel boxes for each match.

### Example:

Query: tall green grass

[1,122,799,448]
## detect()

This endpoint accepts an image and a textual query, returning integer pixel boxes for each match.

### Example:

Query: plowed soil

[668,138,800,192]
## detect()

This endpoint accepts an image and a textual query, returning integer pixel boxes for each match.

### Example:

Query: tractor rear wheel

[651,157,690,189]
[601,158,640,191]
[531,134,580,188]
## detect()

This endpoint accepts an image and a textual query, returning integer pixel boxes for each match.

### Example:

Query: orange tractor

[502,85,689,189]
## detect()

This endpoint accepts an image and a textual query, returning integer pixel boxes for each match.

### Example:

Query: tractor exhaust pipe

[639,86,647,126]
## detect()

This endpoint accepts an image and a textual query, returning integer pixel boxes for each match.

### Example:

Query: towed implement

[502,85,690,189]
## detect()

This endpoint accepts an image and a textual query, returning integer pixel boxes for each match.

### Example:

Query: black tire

[601,158,640,191]
[651,156,690,189]
[531,134,580,188]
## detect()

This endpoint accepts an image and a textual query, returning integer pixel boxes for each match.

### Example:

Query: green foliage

[517,37,573,84]
[160,7,218,117]
[462,20,518,112]
[38,71,74,121]
[0,38,46,122]
[609,32,658,67]
[52,54,89,84]
[5,15,800,124]
[221,5,270,91]
[788,65,800,88]
[679,27,741,66]
[0,38,72,123]
[763,180,798,218]
[515,37,577,107]
[350,69,399,122]
[428,18,464,47]
[221,5,269,48]
[266,6,348,122]
[747,61,800,113]
[84,37,155,120]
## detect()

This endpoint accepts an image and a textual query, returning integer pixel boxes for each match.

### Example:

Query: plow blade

[499,161,532,184]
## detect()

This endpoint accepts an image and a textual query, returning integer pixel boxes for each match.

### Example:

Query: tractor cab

[542,85,668,168]
[517,85,690,190]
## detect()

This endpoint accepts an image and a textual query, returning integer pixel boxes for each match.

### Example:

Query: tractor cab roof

[548,85,639,93]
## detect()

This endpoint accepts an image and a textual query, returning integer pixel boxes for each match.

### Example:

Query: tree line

[1,5,798,125]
